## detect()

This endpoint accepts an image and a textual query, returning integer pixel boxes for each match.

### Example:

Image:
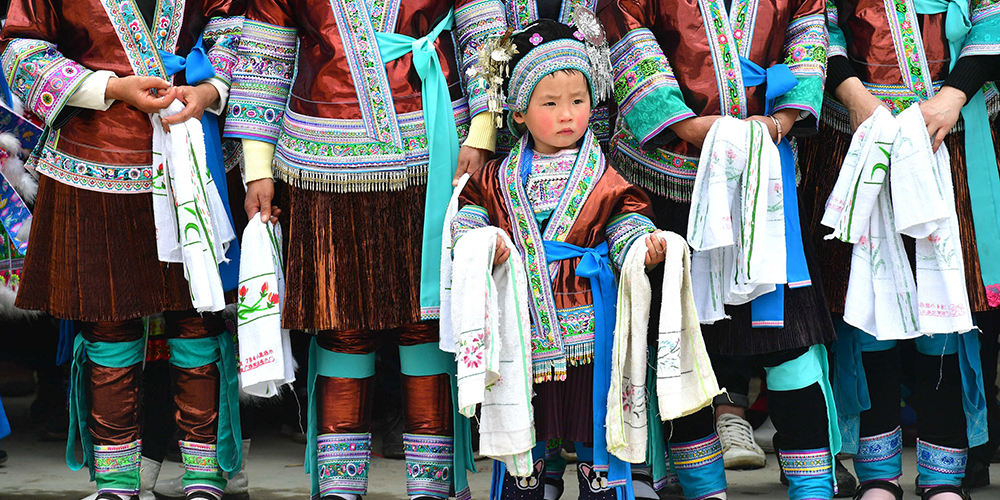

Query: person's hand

[245,178,281,224]
[454,145,491,186]
[493,236,511,266]
[745,108,798,142]
[106,76,175,113]
[645,229,666,267]
[834,77,887,133]
[670,115,723,149]
[160,82,220,128]
[920,86,967,153]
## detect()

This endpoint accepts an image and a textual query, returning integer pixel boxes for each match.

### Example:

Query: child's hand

[493,237,511,266]
[645,230,666,267]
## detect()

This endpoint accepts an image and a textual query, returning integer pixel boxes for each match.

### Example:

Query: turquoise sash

[376,10,459,319]
[913,0,1000,305]
[67,334,144,477]
[167,334,243,473]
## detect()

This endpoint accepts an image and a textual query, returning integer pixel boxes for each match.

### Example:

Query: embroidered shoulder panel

[2,40,93,127]
[225,20,297,143]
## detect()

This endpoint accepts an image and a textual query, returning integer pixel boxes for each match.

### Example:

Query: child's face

[512,70,591,154]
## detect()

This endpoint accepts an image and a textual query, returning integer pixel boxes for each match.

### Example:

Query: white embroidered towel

[151,101,235,312]
[607,231,722,464]
[893,106,972,334]
[439,173,471,353]
[821,106,898,243]
[236,216,296,397]
[688,117,784,321]
[607,230,652,463]
[451,226,534,476]
[655,232,722,421]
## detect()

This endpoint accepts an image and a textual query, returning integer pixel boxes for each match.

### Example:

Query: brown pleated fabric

[83,320,144,446]
[798,118,1000,314]
[281,183,427,331]
[16,176,194,321]
[532,363,594,443]
[165,310,225,444]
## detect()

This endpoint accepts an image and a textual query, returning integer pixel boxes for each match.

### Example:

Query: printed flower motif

[268,292,280,305]
[239,285,248,298]
[530,33,544,46]
[261,281,269,295]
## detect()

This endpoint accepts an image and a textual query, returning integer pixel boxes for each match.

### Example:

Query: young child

[450,17,665,500]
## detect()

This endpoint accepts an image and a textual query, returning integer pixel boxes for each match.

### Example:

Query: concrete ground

[1,393,998,500]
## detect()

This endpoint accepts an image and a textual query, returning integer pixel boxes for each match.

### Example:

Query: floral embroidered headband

[470,9,613,130]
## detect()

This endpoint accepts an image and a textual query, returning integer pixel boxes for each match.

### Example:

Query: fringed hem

[820,84,1000,135]
[610,147,695,203]
[274,158,430,193]
[531,342,595,383]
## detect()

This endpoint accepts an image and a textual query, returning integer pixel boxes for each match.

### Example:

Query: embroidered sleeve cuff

[65,70,115,111]
[204,77,230,116]
[773,76,824,128]
[243,139,275,183]
[462,112,497,153]
[607,213,656,270]
[3,39,96,127]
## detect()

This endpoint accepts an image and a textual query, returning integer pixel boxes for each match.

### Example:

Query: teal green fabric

[826,0,848,57]
[375,9,458,318]
[773,76,825,120]
[914,0,1000,299]
[645,350,668,487]
[66,334,144,476]
[399,342,454,376]
[398,342,476,497]
[765,345,842,484]
[622,79,694,147]
[167,335,243,474]
[306,339,377,497]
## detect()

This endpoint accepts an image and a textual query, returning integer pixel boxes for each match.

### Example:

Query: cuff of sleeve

[462,112,497,153]
[65,70,116,111]
[945,56,995,101]
[826,56,857,96]
[243,139,276,183]
[204,77,230,116]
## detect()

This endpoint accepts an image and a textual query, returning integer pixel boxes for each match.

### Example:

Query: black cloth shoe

[962,459,991,490]
[835,459,858,498]
[853,480,903,500]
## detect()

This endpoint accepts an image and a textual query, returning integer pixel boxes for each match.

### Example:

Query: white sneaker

[716,413,766,470]
[753,416,777,454]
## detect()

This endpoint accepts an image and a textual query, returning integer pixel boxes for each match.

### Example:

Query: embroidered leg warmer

[317,432,373,497]
[668,435,727,500]
[404,434,455,498]
[78,320,145,496]
[778,448,834,500]
[93,440,143,497]
[544,439,568,490]
[916,440,967,488]
[179,440,224,499]
[854,427,903,484]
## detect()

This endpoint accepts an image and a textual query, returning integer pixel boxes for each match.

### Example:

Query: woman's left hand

[920,86,967,153]
[160,82,220,128]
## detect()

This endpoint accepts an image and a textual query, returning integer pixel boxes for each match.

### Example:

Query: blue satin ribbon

[739,56,812,328]
[158,36,240,292]
[376,10,459,317]
[543,240,634,500]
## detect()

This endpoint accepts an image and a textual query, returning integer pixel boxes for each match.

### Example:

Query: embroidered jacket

[823,0,1000,131]
[454,0,611,152]
[224,0,470,192]
[0,0,244,194]
[451,130,656,381]
[598,0,828,202]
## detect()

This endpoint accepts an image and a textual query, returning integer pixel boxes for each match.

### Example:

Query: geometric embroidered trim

[179,440,221,474]
[93,440,142,476]
[318,432,372,496]
[669,434,723,471]
[778,448,833,478]
[916,439,967,479]
[856,427,903,464]
[403,433,454,498]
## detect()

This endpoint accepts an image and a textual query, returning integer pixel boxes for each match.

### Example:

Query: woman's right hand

[106,76,175,114]
[670,115,723,149]
[245,178,282,224]
[834,77,885,133]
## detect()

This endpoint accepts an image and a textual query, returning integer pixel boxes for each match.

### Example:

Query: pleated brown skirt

[799,117,1000,314]
[279,183,427,331]
[16,176,193,321]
